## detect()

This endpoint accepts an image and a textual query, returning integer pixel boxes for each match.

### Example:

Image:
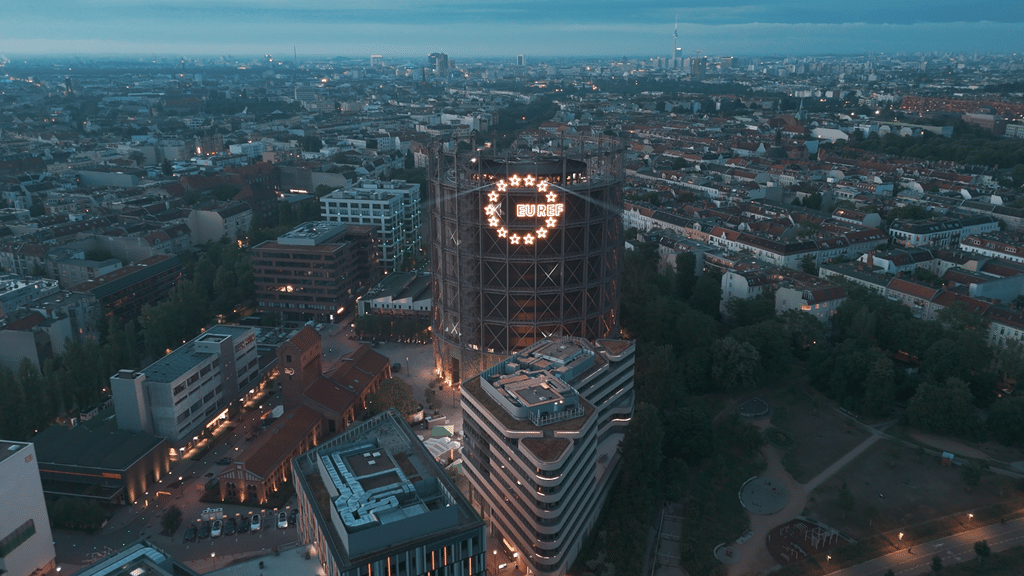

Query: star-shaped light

[524,234,535,245]
[536,227,548,239]
[496,180,508,192]
[488,216,500,227]
[508,175,522,187]
[488,191,500,202]
[537,181,549,192]
[524,175,536,187]
[484,204,498,216]
[497,227,508,238]
[546,192,558,203]
[546,217,558,228]
[510,234,520,244]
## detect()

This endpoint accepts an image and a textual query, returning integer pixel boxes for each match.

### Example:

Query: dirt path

[908,431,990,460]
[726,421,884,576]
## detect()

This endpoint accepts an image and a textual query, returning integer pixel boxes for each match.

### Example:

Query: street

[55,321,464,574]
[827,516,1024,576]
[54,390,298,572]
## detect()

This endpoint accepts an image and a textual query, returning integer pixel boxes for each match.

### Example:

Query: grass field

[767,386,870,484]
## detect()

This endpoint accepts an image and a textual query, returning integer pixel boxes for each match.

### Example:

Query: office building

[110,325,258,458]
[33,420,169,505]
[321,179,421,272]
[357,272,432,322]
[73,254,184,324]
[428,53,449,77]
[69,540,200,576]
[292,409,486,576]
[0,440,56,576]
[429,150,623,384]
[460,338,635,576]
[253,221,380,323]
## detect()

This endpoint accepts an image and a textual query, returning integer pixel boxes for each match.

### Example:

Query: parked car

[216,457,232,465]
[211,519,222,538]
[184,524,197,541]
[288,508,298,525]
[198,522,211,539]
[250,513,261,532]
[277,511,288,529]
[224,518,236,536]
[236,518,248,534]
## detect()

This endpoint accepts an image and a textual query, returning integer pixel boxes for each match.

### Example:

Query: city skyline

[1,0,1022,59]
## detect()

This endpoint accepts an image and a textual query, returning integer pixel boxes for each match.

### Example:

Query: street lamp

[211,552,216,570]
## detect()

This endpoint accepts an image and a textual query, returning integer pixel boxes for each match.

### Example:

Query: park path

[726,420,885,576]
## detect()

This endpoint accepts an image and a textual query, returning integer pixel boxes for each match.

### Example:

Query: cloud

[0,1,1021,57]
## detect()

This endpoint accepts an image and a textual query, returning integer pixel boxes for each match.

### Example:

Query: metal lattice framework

[429,142,623,384]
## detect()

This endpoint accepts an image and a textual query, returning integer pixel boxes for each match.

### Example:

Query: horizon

[1,1,1022,60]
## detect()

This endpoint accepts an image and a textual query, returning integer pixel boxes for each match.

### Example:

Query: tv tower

[672,18,682,68]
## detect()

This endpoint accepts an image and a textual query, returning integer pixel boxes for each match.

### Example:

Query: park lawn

[767,385,869,483]
[806,439,1022,541]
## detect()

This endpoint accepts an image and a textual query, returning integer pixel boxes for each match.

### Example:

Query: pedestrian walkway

[726,420,883,576]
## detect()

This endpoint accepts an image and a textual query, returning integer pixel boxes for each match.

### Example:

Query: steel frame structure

[429,143,623,384]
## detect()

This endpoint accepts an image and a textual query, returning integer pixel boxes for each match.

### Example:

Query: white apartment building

[0,440,56,576]
[321,179,421,271]
[461,338,635,576]
[111,325,258,458]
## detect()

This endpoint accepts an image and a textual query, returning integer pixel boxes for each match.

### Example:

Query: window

[0,519,35,558]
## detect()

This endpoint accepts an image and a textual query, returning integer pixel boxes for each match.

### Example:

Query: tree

[162,505,183,534]
[862,357,896,418]
[961,464,981,490]
[906,377,983,440]
[366,378,420,417]
[619,402,664,489]
[127,150,146,167]
[800,254,817,274]
[931,555,942,572]
[987,397,1024,446]
[674,252,697,300]
[710,337,761,392]
[724,294,776,328]
[662,406,713,465]
[689,272,722,318]
[837,481,855,519]
[974,539,991,558]
[731,320,792,377]
[161,159,174,176]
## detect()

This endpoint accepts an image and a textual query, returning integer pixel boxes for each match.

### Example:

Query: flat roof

[33,420,164,471]
[0,440,29,465]
[143,325,252,382]
[295,409,483,563]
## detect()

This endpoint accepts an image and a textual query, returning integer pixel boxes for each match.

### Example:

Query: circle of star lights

[485,175,562,246]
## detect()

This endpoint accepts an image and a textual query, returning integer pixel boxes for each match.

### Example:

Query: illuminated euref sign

[484,175,563,245]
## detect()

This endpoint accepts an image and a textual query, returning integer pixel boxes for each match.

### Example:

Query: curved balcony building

[460,337,635,575]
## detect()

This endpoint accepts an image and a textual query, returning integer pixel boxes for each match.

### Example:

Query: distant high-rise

[517,54,526,66]
[691,54,707,79]
[428,52,449,77]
